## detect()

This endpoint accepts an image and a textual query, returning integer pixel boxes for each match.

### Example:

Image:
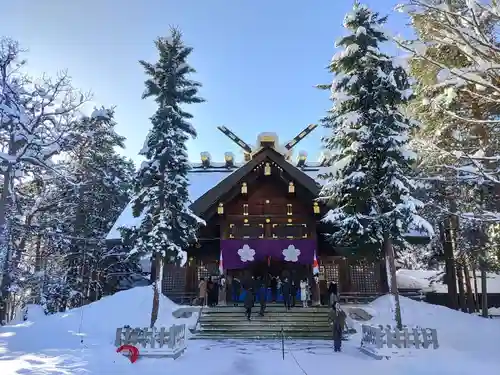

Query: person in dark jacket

[258,279,267,316]
[270,276,278,302]
[282,278,291,310]
[328,281,338,307]
[232,277,241,306]
[244,288,254,321]
[328,302,347,352]
[207,279,214,306]
[253,276,261,303]
[290,280,297,307]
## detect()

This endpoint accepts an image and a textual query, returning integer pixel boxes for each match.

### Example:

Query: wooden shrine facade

[176,145,389,297]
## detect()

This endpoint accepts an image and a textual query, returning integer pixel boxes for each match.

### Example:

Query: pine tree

[130,28,204,327]
[318,2,431,329]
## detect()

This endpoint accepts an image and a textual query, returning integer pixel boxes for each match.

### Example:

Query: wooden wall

[221,175,317,240]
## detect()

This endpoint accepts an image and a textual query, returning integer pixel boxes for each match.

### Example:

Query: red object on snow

[116,345,140,363]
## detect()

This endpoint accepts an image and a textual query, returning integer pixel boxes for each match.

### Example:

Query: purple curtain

[221,239,316,270]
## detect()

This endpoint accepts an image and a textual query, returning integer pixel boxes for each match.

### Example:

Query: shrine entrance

[251,258,309,283]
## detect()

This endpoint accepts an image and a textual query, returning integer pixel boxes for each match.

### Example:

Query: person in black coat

[282,278,291,310]
[290,280,297,307]
[232,277,241,306]
[328,281,338,306]
[206,279,214,306]
[270,276,278,302]
[244,288,254,321]
[258,279,267,316]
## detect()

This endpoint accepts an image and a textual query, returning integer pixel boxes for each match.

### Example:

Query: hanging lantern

[241,182,248,194]
[288,181,295,193]
[264,162,271,176]
[313,202,320,214]
[217,203,224,215]
[287,204,293,216]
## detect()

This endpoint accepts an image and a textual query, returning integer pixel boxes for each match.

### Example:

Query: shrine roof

[106,153,427,241]
[106,159,326,240]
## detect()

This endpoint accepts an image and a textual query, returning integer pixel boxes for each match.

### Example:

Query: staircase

[192,304,334,340]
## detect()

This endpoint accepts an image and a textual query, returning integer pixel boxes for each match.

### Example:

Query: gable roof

[189,147,321,216]
[105,152,429,241]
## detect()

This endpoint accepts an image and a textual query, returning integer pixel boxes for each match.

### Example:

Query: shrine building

[106,125,428,300]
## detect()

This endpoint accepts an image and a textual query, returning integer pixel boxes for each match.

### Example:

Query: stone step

[191,331,334,340]
[200,314,329,321]
[201,309,328,317]
[199,324,331,332]
[199,317,328,327]
[203,306,328,313]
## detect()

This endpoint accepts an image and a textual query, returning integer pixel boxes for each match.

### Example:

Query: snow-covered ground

[396,268,500,293]
[1,286,499,375]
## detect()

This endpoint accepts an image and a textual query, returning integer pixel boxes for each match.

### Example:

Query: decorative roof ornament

[215,124,318,163]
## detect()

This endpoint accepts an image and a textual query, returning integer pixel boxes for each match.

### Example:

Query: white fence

[115,324,187,359]
[360,324,439,359]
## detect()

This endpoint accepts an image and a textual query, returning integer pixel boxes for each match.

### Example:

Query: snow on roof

[106,165,429,240]
[106,169,237,240]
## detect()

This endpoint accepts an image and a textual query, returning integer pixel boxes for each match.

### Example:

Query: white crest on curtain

[238,244,256,262]
[282,244,301,262]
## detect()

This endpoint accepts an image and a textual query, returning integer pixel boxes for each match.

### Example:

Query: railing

[338,290,425,304]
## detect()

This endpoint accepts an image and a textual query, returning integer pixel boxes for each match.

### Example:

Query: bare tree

[0,38,90,322]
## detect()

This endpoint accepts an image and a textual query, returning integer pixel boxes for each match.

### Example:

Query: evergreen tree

[318,2,431,328]
[39,110,137,311]
[129,28,204,327]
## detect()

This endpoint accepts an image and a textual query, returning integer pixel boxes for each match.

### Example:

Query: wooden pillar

[339,258,351,293]
[379,258,389,294]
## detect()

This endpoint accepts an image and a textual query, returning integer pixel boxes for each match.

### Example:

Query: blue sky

[1,0,411,166]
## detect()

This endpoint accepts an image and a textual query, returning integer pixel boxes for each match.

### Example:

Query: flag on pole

[219,249,224,275]
[312,249,319,275]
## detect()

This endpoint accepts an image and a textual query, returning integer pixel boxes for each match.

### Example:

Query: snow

[107,166,431,240]
[0,286,197,352]
[396,268,500,293]
[2,288,500,374]
[106,170,236,240]
[362,295,500,363]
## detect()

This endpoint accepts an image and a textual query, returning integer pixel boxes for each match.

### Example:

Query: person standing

[218,275,227,306]
[312,274,321,306]
[226,275,233,305]
[328,302,347,352]
[244,287,254,321]
[198,278,207,306]
[328,281,338,307]
[290,280,297,307]
[276,276,282,301]
[232,277,241,306]
[270,276,278,302]
[206,278,214,306]
[300,279,308,308]
[282,277,291,310]
[258,278,267,316]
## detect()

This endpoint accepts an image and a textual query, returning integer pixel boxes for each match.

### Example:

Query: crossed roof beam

[216,124,318,165]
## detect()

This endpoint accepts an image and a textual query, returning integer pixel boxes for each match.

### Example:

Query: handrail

[193,291,208,332]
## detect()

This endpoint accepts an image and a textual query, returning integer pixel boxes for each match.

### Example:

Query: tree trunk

[440,221,458,309]
[32,236,43,304]
[472,265,480,313]
[384,234,402,330]
[150,252,163,328]
[462,259,475,314]
[455,260,467,312]
[0,169,13,324]
[480,268,488,318]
